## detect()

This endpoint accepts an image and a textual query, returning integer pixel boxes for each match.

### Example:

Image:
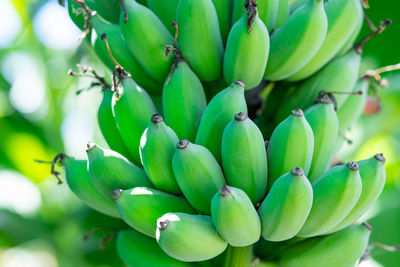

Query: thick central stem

[221,245,253,267]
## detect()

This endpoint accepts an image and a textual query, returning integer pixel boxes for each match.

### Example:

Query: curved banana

[267,109,314,189]
[112,78,157,166]
[221,112,268,204]
[275,0,291,28]
[146,0,180,34]
[211,185,261,246]
[223,4,270,89]
[279,224,371,267]
[85,0,120,24]
[212,0,233,44]
[297,161,362,237]
[176,0,224,82]
[117,230,196,267]
[264,0,328,81]
[61,155,119,217]
[172,140,226,214]
[304,96,339,182]
[86,143,151,200]
[120,0,174,83]
[156,213,228,262]
[113,187,195,238]
[139,114,181,194]
[195,81,247,163]
[259,167,313,241]
[162,60,207,142]
[337,6,364,55]
[329,154,386,233]
[287,0,363,81]
[232,0,279,30]
[289,0,307,14]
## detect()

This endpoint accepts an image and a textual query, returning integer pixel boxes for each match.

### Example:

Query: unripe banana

[275,0,290,28]
[172,140,226,214]
[279,224,371,267]
[62,155,119,217]
[259,167,313,241]
[264,0,328,81]
[337,7,364,55]
[232,0,279,30]
[156,213,228,262]
[212,0,233,44]
[267,109,314,189]
[329,154,386,233]
[221,112,268,204]
[97,89,133,162]
[85,0,120,24]
[195,81,247,163]
[139,114,181,194]
[113,187,195,238]
[162,60,207,142]
[223,6,270,89]
[146,0,180,34]
[120,0,174,83]
[304,96,339,182]
[86,143,151,200]
[117,230,196,267]
[211,185,261,246]
[176,0,224,82]
[297,161,362,237]
[218,245,254,267]
[112,78,157,166]
[287,0,363,81]
[289,0,307,14]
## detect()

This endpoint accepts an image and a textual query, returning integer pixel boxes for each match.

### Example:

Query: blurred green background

[0,0,399,266]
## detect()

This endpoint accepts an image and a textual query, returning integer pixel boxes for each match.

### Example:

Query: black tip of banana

[177,139,190,149]
[291,109,304,117]
[86,142,96,152]
[158,219,169,231]
[219,185,231,196]
[112,189,123,200]
[234,80,246,89]
[347,161,359,171]
[291,167,304,177]
[151,114,164,124]
[375,154,386,163]
[362,222,372,231]
[235,112,248,121]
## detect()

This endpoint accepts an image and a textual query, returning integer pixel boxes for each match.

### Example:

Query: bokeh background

[0,0,399,266]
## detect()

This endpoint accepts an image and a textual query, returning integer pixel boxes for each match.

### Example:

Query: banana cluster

[60,0,390,266]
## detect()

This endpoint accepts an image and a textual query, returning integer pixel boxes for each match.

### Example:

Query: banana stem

[221,245,254,267]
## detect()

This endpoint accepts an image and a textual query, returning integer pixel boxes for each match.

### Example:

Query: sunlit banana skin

[264,0,328,81]
[211,185,261,246]
[162,60,207,142]
[305,96,339,182]
[172,140,226,214]
[329,154,386,233]
[221,112,268,204]
[212,0,233,44]
[85,0,120,24]
[259,167,313,241]
[139,114,181,195]
[120,0,174,83]
[177,0,224,82]
[337,4,364,55]
[63,156,119,217]
[86,143,151,200]
[232,0,279,30]
[297,161,362,237]
[279,224,371,267]
[117,230,196,267]
[275,0,290,28]
[112,78,157,166]
[287,0,362,81]
[223,9,270,89]
[267,109,314,189]
[146,0,180,34]
[195,81,247,163]
[113,187,195,238]
[156,213,228,262]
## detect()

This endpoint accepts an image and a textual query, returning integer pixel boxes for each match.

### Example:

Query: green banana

[97,89,133,162]
[85,0,120,24]
[156,213,228,262]
[212,0,233,44]
[172,140,226,214]
[221,112,268,204]
[223,4,270,89]
[162,60,207,142]
[139,114,181,194]
[120,0,174,83]
[264,0,328,81]
[232,0,279,30]
[113,187,195,238]
[304,96,339,182]
[267,109,314,189]
[218,245,254,267]
[259,167,313,241]
[146,0,180,34]
[337,6,364,55]
[287,0,362,81]
[86,143,151,200]
[289,0,307,14]
[117,230,196,267]
[176,0,224,82]
[275,0,291,28]
[112,78,157,166]
[61,155,119,217]
[279,224,371,267]
[195,81,247,163]
[329,154,386,233]
[211,185,261,246]
[297,161,362,237]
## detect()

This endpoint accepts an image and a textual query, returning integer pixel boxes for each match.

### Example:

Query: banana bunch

[55,0,394,265]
